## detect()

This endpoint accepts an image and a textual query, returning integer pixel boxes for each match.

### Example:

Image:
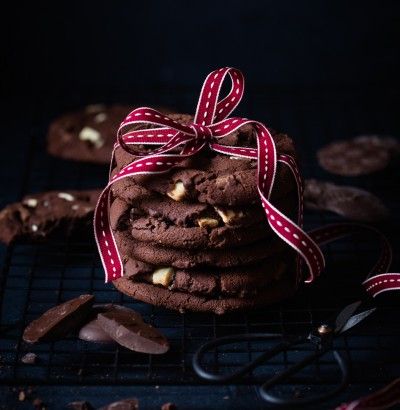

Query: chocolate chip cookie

[47,104,172,164]
[0,190,100,244]
[114,268,296,315]
[108,117,299,313]
[317,135,400,176]
[304,179,389,222]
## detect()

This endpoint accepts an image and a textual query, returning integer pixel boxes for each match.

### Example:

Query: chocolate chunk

[98,398,139,410]
[67,401,94,410]
[317,135,400,176]
[23,295,94,343]
[21,352,37,364]
[304,179,389,222]
[97,306,169,354]
[0,190,100,244]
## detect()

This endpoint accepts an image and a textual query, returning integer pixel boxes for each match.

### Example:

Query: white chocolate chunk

[94,112,107,123]
[166,181,187,202]
[72,204,80,211]
[214,207,244,225]
[57,192,75,202]
[85,104,106,113]
[23,198,38,208]
[31,224,38,232]
[152,267,175,287]
[197,217,219,228]
[78,126,104,148]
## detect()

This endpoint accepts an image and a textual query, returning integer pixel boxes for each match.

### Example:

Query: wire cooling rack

[0,88,399,404]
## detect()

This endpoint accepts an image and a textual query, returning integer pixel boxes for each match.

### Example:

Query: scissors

[192,298,377,406]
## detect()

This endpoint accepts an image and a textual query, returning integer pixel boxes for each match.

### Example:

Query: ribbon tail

[335,377,400,410]
[94,186,123,283]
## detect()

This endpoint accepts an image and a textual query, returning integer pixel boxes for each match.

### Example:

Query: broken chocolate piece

[23,295,94,343]
[97,306,169,354]
[78,319,115,344]
[78,304,118,344]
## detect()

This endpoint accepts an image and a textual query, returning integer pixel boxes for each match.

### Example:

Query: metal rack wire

[0,88,399,400]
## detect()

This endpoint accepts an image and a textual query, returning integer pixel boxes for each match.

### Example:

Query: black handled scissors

[192,299,376,406]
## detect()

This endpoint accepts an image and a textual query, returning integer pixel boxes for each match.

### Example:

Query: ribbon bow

[94,67,399,298]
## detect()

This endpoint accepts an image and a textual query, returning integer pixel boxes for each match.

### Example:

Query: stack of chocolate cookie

[109,114,299,314]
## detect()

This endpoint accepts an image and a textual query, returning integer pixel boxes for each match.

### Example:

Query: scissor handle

[192,333,305,383]
[259,349,349,406]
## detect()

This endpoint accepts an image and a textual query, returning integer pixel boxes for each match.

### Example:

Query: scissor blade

[335,301,362,333]
[339,308,376,334]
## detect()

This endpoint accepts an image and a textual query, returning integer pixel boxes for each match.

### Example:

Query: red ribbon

[94,67,400,299]
[335,378,400,410]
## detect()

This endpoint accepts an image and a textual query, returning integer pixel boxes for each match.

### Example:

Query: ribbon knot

[189,123,213,144]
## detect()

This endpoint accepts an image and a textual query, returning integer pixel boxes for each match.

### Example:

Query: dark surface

[1,1,400,409]
[0,86,399,409]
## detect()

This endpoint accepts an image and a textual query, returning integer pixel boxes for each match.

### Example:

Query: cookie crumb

[18,390,26,401]
[21,352,37,364]
[67,401,94,410]
[161,403,177,410]
[33,397,46,410]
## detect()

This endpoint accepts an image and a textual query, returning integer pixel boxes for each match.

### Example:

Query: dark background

[3,1,400,111]
[1,1,400,409]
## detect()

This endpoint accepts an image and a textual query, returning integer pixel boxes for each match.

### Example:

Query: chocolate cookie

[129,216,272,250]
[111,116,297,207]
[117,231,285,269]
[0,190,100,244]
[47,105,172,164]
[304,179,389,222]
[109,193,290,250]
[122,252,288,298]
[317,135,400,176]
[114,269,296,314]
